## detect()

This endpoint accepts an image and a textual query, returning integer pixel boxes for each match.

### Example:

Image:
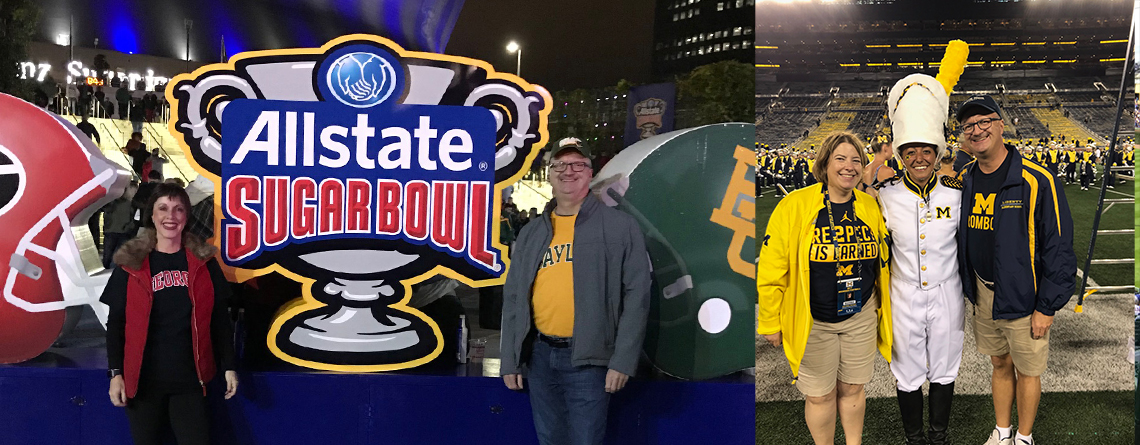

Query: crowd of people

[757,134,1135,197]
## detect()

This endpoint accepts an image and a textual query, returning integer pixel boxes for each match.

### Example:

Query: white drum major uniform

[877,72,966,445]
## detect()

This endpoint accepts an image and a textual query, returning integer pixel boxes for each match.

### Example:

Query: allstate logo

[320,46,403,108]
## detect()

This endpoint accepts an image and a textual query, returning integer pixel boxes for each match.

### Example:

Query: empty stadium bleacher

[1050,76,1100,90]
[846,111,884,140]
[756,82,786,95]
[1000,78,1049,92]
[784,82,834,95]
[756,111,826,147]
[757,78,1133,152]
[1057,92,1108,104]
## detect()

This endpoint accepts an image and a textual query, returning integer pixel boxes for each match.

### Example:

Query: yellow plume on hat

[935,40,969,95]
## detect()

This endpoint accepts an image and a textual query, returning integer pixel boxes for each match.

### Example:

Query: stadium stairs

[1030,108,1101,144]
[794,112,854,152]
[60,114,196,184]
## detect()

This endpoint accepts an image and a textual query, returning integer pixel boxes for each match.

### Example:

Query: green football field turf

[756,173,1135,291]
[756,391,1134,444]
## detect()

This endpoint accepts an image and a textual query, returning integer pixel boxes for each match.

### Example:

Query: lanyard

[822,186,861,279]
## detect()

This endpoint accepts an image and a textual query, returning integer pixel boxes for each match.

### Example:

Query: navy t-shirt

[808,197,879,323]
[966,152,1011,282]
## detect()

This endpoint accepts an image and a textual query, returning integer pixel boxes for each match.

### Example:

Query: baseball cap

[955,95,1002,122]
[546,137,593,163]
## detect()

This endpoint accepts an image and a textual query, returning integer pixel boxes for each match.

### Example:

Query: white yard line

[1106,188,1134,199]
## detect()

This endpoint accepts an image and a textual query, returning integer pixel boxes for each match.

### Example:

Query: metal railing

[1074,18,1136,312]
[95,121,140,183]
[141,123,191,183]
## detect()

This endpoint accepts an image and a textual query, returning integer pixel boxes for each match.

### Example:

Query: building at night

[653,0,755,79]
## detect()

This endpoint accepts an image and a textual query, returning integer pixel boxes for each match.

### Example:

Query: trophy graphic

[167,35,550,370]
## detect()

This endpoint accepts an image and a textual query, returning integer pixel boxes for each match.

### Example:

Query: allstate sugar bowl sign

[167,35,551,371]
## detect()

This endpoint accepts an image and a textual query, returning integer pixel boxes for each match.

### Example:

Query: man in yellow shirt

[501,137,651,445]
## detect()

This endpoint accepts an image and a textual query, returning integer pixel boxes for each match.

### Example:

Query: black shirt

[966,150,1012,282]
[76,121,100,144]
[142,250,199,390]
[101,250,235,393]
[808,197,879,323]
[133,181,157,223]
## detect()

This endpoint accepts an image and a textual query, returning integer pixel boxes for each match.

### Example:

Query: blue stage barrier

[0,350,753,444]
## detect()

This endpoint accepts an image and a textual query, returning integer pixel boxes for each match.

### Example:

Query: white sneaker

[983,428,1014,445]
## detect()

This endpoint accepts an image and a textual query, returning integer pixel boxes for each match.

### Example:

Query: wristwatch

[107,368,123,379]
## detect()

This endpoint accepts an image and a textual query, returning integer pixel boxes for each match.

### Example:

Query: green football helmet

[592,123,756,380]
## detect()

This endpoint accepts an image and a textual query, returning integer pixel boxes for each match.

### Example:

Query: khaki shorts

[972,276,1049,376]
[796,294,879,397]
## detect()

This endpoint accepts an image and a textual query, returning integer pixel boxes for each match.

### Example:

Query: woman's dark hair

[144,183,192,229]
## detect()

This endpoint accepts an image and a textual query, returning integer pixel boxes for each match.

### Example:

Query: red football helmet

[0,93,129,363]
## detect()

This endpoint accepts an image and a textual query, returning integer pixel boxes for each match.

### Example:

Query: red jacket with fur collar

[107,229,224,398]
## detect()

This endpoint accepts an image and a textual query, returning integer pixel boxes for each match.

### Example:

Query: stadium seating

[784,82,833,95]
[794,112,855,151]
[777,97,830,109]
[846,111,884,140]
[1001,77,1050,92]
[756,82,786,95]
[1001,106,1051,140]
[756,110,826,147]
[757,77,1133,153]
[834,81,884,95]
[1050,76,1101,90]
[1031,107,1099,143]
[1063,105,1131,138]
[1057,92,1108,104]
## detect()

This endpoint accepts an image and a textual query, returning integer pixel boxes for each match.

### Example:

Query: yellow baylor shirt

[532,213,576,337]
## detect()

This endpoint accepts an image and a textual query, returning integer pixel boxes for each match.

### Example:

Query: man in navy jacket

[955,95,1075,445]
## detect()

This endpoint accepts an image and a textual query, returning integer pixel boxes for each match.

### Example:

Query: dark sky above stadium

[32,0,655,92]
[448,0,656,91]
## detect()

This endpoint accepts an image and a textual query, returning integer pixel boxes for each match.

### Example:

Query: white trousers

[889,279,966,392]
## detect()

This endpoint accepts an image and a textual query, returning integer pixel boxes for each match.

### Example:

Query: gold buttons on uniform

[921,266,927,271]
[920,219,925,224]
[922,281,928,286]
[919,202,925,208]
[921,250,927,255]
[920,234,925,239]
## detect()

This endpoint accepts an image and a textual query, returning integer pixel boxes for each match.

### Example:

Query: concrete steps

[794,112,855,152]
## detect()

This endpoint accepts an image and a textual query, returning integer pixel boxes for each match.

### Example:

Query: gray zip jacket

[499,193,651,377]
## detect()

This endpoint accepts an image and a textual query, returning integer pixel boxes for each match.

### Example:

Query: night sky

[446,0,656,91]
[31,0,656,92]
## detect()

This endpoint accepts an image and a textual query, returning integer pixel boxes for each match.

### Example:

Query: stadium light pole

[506,41,521,76]
[184,19,193,72]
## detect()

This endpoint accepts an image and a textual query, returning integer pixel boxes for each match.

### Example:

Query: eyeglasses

[550,161,590,172]
[960,117,1002,135]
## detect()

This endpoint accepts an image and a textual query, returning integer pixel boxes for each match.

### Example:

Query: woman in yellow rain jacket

[757,131,892,445]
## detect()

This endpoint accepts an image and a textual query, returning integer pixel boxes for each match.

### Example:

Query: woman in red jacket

[100,182,237,445]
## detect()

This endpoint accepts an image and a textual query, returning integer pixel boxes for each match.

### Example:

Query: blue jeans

[528,339,610,445]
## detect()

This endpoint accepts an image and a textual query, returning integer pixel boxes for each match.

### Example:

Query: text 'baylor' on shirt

[531,213,576,337]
